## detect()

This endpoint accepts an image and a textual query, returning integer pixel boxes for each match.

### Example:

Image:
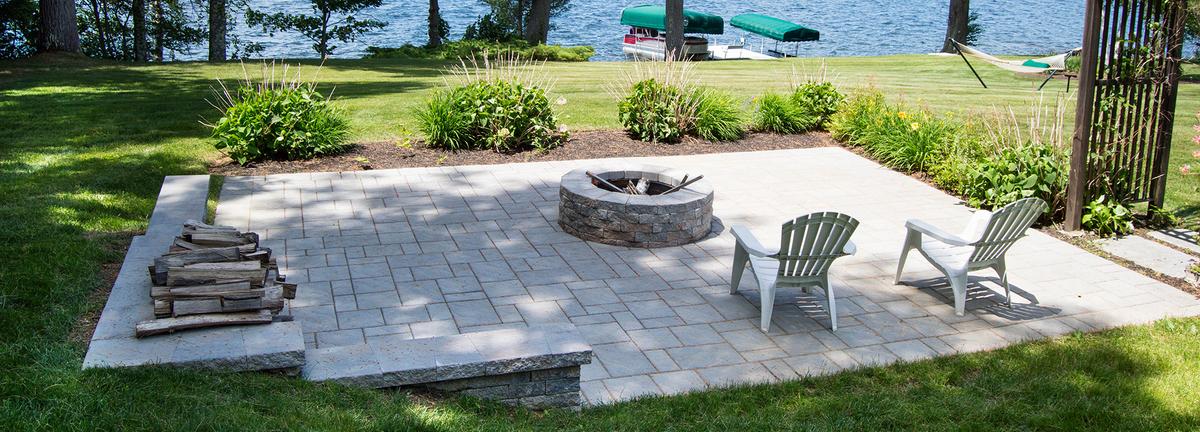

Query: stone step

[302,324,592,407]
[1099,235,1199,284]
[1147,229,1200,256]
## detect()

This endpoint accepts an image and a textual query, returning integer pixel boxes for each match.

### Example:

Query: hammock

[949,38,1081,90]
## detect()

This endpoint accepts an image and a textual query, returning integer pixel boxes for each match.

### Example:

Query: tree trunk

[318,9,331,58]
[427,0,441,47]
[37,0,82,53]
[208,0,227,61]
[941,0,970,53]
[133,0,147,60]
[153,0,165,61]
[515,0,525,35]
[524,0,550,44]
[664,0,684,60]
[88,0,109,57]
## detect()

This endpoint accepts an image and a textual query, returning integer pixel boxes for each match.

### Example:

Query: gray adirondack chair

[730,212,860,332]
[894,197,1048,316]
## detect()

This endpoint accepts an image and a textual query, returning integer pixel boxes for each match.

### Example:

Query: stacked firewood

[135,220,296,337]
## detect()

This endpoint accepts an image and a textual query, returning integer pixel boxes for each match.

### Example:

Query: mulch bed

[208,130,833,176]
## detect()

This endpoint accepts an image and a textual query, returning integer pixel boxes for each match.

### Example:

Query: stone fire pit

[558,164,714,248]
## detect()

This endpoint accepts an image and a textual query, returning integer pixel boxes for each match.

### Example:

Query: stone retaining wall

[303,324,592,409]
[415,365,581,409]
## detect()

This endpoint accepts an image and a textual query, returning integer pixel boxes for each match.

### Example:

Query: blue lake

[230,1,1101,61]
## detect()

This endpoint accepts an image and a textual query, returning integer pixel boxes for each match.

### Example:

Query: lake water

[227,1,1114,61]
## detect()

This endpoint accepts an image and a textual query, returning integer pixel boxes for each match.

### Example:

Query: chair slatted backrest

[775,212,859,281]
[969,198,1048,264]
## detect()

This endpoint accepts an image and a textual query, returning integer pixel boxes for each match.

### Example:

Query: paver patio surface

[215,147,1200,404]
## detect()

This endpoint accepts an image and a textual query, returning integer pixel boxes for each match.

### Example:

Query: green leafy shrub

[753,82,843,133]
[365,40,595,62]
[1082,195,1135,236]
[208,65,350,165]
[753,92,807,133]
[871,112,954,172]
[963,143,1068,219]
[690,88,744,141]
[618,78,687,143]
[828,89,954,172]
[828,89,889,144]
[929,129,987,192]
[417,79,566,152]
[790,81,844,128]
[617,79,745,143]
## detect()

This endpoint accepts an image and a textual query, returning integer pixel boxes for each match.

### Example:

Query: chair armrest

[730,224,778,258]
[905,219,972,247]
[843,240,857,256]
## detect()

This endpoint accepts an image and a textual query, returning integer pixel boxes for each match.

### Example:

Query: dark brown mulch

[208,130,834,176]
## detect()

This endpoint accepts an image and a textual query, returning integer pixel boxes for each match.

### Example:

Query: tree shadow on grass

[0,148,202,340]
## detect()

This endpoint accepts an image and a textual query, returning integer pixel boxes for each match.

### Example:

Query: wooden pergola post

[1064,0,1104,231]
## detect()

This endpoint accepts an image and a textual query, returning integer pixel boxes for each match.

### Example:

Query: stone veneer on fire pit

[558,163,714,248]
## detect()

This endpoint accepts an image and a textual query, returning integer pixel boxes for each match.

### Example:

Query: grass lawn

[1,55,1199,430]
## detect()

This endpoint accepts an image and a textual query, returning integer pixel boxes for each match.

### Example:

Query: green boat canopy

[730,13,819,42]
[620,5,724,35]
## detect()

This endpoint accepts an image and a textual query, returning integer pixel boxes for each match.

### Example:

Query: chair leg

[895,229,920,284]
[730,244,749,295]
[760,285,776,332]
[948,272,968,316]
[823,278,838,331]
[995,259,1011,308]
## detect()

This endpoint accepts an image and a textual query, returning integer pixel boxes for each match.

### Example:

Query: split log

[135,310,275,337]
[188,231,255,247]
[169,238,256,254]
[151,281,254,299]
[242,249,271,264]
[182,219,239,235]
[281,282,297,299]
[141,222,295,334]
[164,285,285,317]
[151,247,244,284]
[154,299,172,317]
[166,261,266,286]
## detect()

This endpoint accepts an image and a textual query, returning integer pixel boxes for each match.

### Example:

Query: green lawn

[1,55,1199,430]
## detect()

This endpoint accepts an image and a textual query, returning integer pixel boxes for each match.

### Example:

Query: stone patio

[214,147,1200,405]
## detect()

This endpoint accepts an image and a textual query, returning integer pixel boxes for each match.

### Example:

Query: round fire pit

[558,163,714,248]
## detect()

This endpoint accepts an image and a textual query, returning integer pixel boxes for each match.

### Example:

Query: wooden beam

[1064,0,1104,231]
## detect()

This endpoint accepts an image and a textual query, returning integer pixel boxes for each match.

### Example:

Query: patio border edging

[303,323,592,408]
[83,175,306,372]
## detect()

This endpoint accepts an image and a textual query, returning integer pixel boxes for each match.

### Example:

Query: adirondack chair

[730,212,860,332]
[894,198,1048,316]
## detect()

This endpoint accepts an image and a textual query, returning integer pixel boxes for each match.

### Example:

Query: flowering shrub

[827,90,957,172]
[1183,112,1199,176]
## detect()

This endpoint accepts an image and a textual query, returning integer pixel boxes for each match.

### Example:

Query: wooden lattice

[1065,0,1189,229]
